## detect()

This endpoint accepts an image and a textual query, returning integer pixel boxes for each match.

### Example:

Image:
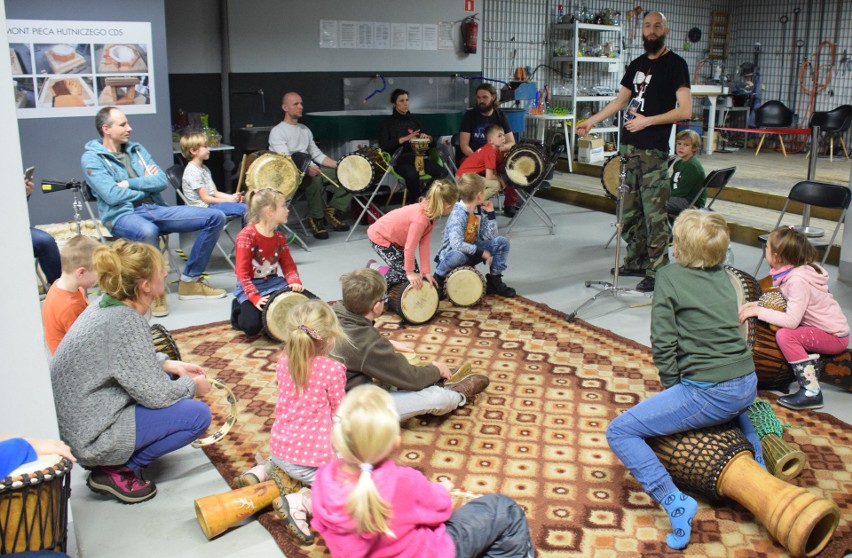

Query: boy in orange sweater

[42,235,100,354]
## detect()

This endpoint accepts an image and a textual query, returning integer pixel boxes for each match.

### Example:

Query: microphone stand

[566,154,648,322]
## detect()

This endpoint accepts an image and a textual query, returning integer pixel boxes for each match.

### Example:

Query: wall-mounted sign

[8,19,155,119]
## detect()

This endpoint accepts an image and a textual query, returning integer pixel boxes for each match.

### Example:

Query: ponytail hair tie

[298,324,322,340]
[359,463,373,474]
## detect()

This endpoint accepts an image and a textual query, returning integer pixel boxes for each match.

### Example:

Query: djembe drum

[504,143,547,188]
[600,155,621,199]
[409,138,432,175]
[0,455,72,553]
[244,153,301,201]
[387,281,439,325]
[444,266,487,307]
[337,147,387,192]
[151,323,181,361]
[261,288,318,342]
[648,422,839,557]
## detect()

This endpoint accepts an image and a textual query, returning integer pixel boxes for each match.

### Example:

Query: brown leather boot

[324,207,349,232]
[446,373,490,405]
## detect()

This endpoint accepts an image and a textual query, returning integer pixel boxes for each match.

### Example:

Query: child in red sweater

[456,124,517,210]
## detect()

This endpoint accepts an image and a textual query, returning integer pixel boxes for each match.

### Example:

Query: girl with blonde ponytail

[311,385,536,558]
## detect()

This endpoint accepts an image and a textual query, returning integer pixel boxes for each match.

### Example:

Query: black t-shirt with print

[460,108,512,152]
[620,49,690,152]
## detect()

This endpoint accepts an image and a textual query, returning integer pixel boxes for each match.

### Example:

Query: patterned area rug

[172,296,852,558]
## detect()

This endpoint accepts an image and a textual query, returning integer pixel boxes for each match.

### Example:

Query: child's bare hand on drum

[254,295,270,311]
[390,339,414,353]
[424,273,439,289]
[406,271,423,289]
[738,302,760,322]
[482,250,493,266]
[289,282,305,293]
[481,200,494,212]
[24,437,76,463]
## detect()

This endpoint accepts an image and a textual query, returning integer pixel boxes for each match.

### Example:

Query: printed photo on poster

[37,76,96,107]
[97,75,150,106]
[14,78,35,108]
[10,44,32,75]
[34,44,92,75]
[96,44,149,73]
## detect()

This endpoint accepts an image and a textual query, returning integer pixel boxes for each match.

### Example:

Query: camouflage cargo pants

[618,145,671,277]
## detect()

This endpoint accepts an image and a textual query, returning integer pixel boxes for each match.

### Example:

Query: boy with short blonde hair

[667,129,706,217]
[42,235,101,354]
[434,173,516,298]
[180,132,246,221]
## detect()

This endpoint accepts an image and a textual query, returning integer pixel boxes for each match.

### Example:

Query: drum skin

[261,289,317,342]
[245,153,300,200]
[337,148,386,192]
[444,266,486,307]
[600,155,621,199]
[504,143,546,188]
[387,282,439,325]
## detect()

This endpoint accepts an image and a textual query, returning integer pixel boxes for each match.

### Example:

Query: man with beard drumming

[576,12,691,293]
[459,84,520,217]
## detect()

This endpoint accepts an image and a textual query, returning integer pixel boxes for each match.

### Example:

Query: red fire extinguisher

[462,14,478,54]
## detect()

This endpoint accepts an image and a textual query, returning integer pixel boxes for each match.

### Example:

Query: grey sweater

[50,302,196,467]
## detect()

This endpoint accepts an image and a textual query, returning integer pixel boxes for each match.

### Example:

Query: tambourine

[192,378,239,448]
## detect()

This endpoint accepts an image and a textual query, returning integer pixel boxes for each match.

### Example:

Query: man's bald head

[282,92,304,123]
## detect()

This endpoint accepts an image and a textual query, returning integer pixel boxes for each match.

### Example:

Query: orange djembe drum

[648,422,839,557]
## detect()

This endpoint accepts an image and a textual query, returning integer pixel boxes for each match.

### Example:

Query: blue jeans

[391,386,463,421]
[31,227,61,284]
[126,399,211,470]
[111,204,225,281]
[212,201,247,225]
[445,494,535,558]
[606,373,758,502]
[435,236,510,277]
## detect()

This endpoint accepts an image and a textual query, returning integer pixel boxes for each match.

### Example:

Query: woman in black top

[379,88,447,203]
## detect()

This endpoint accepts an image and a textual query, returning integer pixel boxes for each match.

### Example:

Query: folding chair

[346,147,404,242]
[166,163,238,270]
[753,180,851,276]
[667,166,737,220]
[77,181,108,244]
[505,144,564,235]
[435,142,459,182]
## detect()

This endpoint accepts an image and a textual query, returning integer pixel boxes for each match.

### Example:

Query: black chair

[754,101,795,157]
[166,163,239,271]
[808,105,852,162]
[668,166,737,220]
[753,180,851,276]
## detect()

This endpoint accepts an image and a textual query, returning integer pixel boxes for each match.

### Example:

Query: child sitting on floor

[367,179,458,290]
[42,235,101,354]
[434,173,516,298]
[180,132,246,222]
[606,210,764,551]
[231,188,305,336]
[311,384,535,558]
[666,129,706,218]
[333,268,489,420]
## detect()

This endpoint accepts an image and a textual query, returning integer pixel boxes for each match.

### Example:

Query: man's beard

[478,99,496,112]
[643,35,665,54]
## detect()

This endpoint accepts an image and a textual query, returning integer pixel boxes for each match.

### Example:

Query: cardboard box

[578,136,605,163]
[703,132,719,152]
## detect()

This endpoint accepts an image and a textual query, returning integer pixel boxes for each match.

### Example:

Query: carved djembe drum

[648,422,839,557]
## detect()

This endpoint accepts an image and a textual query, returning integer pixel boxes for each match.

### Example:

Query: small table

[691,85,728,155]
[527,113,575,173]
[172,143,236,190]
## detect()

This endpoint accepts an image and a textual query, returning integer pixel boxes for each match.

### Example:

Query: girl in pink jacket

[740,226,849,410]
[311,385,534,558]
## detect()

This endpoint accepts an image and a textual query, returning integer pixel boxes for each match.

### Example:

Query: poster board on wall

[8,19,155,119]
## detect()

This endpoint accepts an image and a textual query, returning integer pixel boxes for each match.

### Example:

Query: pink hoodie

[758,264,850,336]
[311,458,456,558]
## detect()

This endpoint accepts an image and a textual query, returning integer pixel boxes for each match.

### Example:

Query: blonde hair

[457,173,485,202]
[284,300,348,391]
[675,129,701,150]
[179,132,208,160]
[341,268,387,316]
[60,235,100,273]
[332,385,399,536]
[93,239,164,301]
[421,179,458,219]
[671,209,729,268]
[246,188,287,224]
[767,226,820,272]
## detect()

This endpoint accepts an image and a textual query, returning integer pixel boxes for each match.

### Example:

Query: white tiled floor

[68,198,852,557]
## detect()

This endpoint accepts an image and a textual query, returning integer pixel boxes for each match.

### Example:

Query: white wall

[0,0,58,439]
[226,0,481,72]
